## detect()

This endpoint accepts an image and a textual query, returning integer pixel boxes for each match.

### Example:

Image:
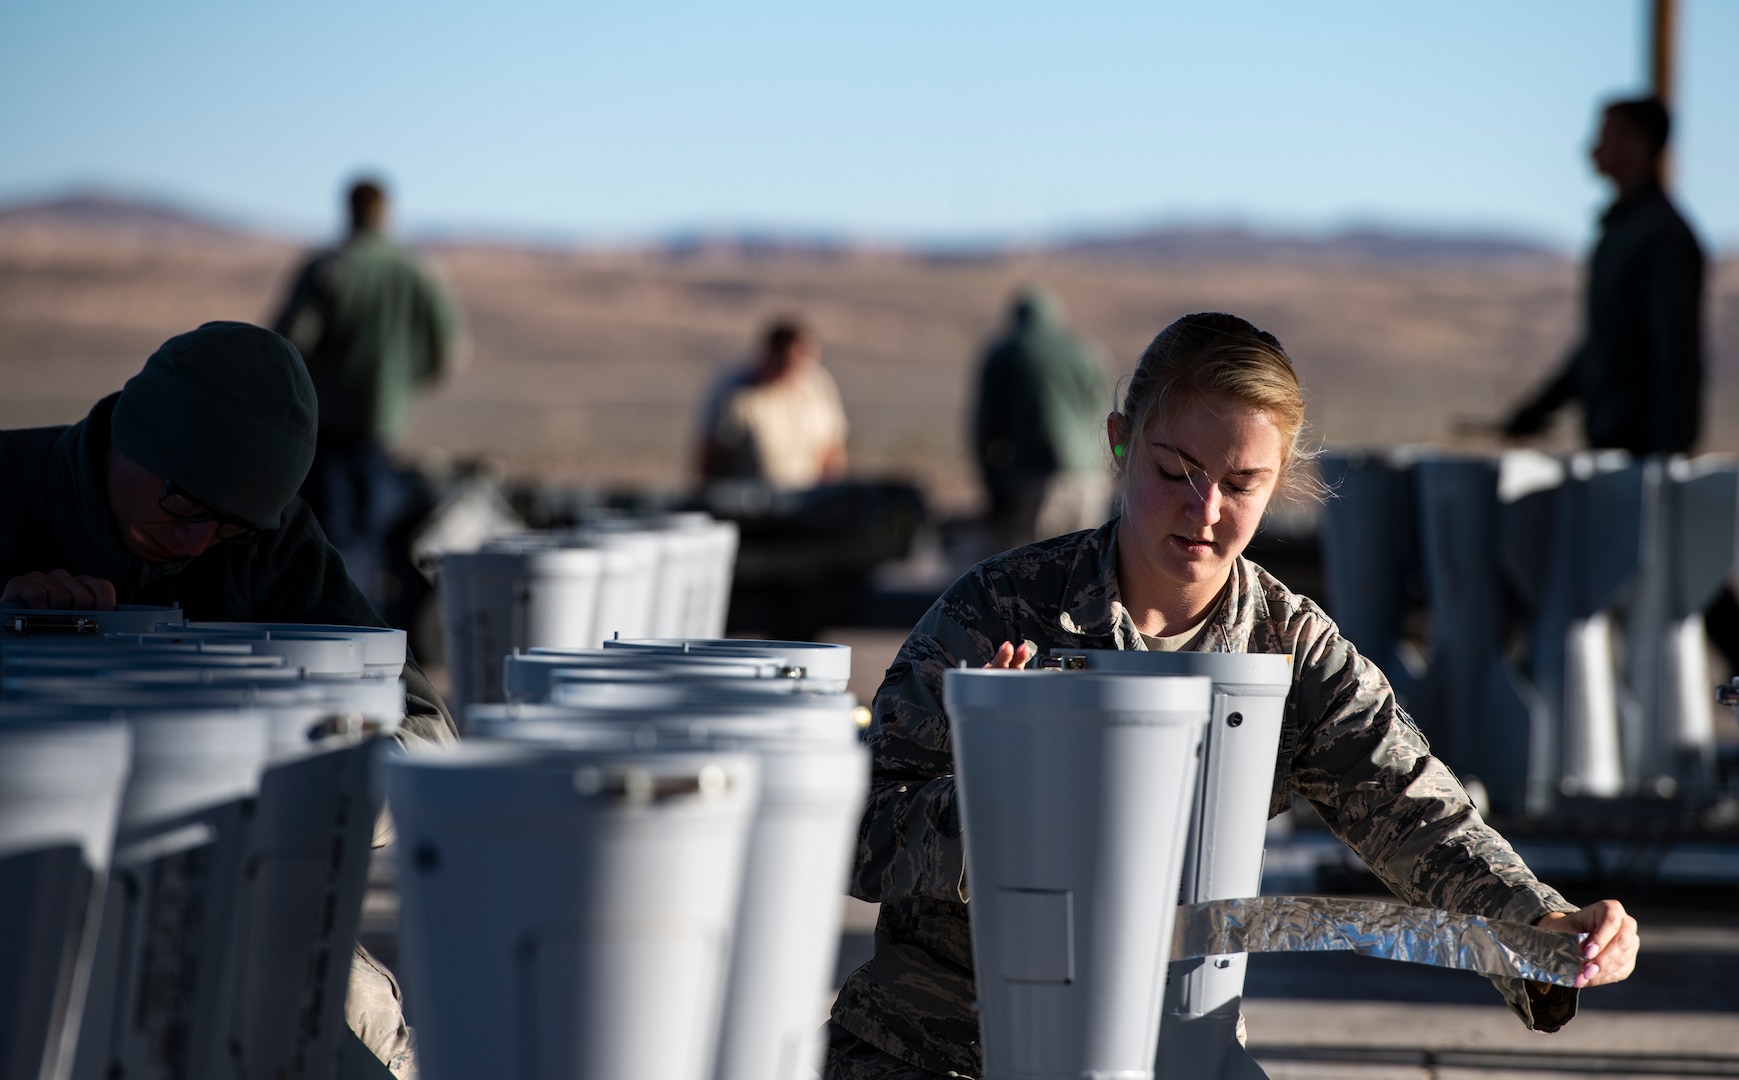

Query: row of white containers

[435,514,739,715]
[1317,450,1736,815]
[4,605,1543,1080]
[399,619,1299,1080]
[395,637,865,1080]
[0,604,408,1080]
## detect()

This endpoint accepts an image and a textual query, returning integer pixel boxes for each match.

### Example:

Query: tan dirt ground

[3,219,1735,514]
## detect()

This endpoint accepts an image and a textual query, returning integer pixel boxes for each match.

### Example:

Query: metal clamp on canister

[5,613,102,635]
[1034,654,1087,671]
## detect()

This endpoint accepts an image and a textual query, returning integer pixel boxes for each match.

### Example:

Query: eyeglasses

[158,482,263,544]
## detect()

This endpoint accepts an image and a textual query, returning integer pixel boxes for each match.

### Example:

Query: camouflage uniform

[827,519,1580,1079]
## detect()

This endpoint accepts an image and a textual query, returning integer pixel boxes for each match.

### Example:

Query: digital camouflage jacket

[829,519,1579,1078]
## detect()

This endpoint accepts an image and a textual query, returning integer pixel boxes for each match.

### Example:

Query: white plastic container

[604,638,850,694]
[944,669,1211,1080]
[187,622,408,677]
[557,531,661,646]
[466,696,865,1080]
[214,727,387,1080]
[504,648,789,704]
[0,713,132,1080]
[2,644,284,682]
[594,515,737,638]
[547,671,806,711]
[6,671,405,749]
[72,705,274,1080]
[112,629,365,678]
[439,547,606,719]
[1049,650,1292,1079]
[471,692,861,749]
[3,678,393,1080]
[389,743,760,1080]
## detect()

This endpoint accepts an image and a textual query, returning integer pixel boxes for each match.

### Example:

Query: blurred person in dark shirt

[1501,97,1739,663]
[1504,97,1704,453]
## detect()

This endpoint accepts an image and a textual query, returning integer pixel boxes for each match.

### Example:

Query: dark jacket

[0,395,455,745]
[273,230,460,444]
[830,522,1576,1077]
[1514,184,1705,454]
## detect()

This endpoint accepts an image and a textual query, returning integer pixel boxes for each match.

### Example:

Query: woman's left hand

[985,641,1036,669]
[1535,900,1639,988]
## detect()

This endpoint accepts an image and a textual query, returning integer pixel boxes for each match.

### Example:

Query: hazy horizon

[0,183,1605,257]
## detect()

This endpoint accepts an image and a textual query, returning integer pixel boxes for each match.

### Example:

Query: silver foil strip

[1172,896,1586,987]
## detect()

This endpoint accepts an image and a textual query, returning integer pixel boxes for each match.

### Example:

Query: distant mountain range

[0,191,1568,263]
[1048,224,1562,263]
[0,192,253,240]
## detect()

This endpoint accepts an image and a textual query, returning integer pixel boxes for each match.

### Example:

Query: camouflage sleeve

[1283,599,1582,1030]
[849,568,1010,905]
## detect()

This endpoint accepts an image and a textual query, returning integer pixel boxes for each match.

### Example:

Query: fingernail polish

[1583,941,1598,958]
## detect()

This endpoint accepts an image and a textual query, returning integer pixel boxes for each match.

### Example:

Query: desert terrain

[2,198,1736,514]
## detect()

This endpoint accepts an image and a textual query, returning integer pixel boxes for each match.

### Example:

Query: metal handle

[4,613,102,635]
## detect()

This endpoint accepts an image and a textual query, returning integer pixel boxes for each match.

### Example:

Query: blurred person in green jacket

[273,178,461,621]
[973,288,1113,555]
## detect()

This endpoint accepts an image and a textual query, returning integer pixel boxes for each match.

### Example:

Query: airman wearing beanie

[110,321,318,530]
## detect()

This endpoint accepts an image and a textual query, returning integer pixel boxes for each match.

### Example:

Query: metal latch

[573,763,730,804]
[1035,654,1087,671]
[779,665,807,680]
[4,614,102,635]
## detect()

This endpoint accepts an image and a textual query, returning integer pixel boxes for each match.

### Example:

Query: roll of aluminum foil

[1172,896,1586,986]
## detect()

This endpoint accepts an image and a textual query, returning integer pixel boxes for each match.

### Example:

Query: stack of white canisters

[391,637,867,1080]
[0,604,407,1080]
[436,516,740,716]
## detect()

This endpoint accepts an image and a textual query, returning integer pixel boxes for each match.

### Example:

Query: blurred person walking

[973,288,1113,553]
[699,317,849,490]
[1502,97,1703,454]
[273,178,461,623]
[1499,97,1739,660]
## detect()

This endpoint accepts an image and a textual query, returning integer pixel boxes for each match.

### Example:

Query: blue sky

[2,0,1734,249]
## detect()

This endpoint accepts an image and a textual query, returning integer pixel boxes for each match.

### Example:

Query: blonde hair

[1115,312,1319,501]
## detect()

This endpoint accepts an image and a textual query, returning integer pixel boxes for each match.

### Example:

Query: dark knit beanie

[110,322,317,530]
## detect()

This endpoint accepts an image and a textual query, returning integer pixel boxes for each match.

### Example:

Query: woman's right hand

[985,640,1036,669]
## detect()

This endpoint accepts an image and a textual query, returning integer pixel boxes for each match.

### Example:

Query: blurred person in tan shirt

[699,318,848,490]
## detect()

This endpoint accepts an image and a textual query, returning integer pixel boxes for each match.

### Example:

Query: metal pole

[1651,0,1676,104]
[1652,0,1676,185]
